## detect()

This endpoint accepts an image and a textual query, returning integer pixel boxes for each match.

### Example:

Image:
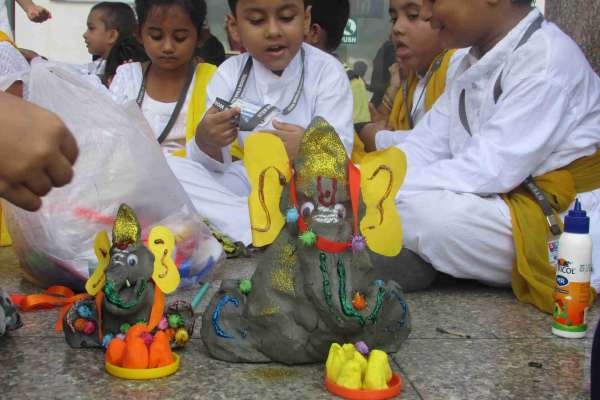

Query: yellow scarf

[388,50,456,131]
[503,150,600,313]
[351,50,456,163]
[170,63,217,158]
[0,31,15,47]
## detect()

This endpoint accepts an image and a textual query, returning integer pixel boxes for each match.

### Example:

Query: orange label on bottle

[553,258,591,332]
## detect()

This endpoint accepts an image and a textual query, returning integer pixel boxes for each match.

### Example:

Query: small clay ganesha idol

[63,204,185,351]
[201,117,411,365]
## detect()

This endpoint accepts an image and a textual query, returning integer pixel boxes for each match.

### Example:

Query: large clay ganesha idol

[62,204,181,349]
[201,117,411,365]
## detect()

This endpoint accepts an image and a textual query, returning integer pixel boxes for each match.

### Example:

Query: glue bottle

[552,199,593,339]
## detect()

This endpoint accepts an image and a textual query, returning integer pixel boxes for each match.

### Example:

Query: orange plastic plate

[325,372,402,400]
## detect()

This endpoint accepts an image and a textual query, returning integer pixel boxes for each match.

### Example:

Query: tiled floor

[0,248,597,399]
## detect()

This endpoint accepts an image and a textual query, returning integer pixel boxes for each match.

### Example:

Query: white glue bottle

[552,199,593,339]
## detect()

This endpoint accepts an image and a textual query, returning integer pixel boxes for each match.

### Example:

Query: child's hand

[358,120,387,153]
[271,120,304,162]
[195,105,240,158]
[0,93,78,211]
[26,4,51,23]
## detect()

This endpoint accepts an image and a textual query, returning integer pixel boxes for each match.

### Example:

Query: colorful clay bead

[83,320,96,335]
[175,328,189,346]
[102,334,114,349]
[286,208,299,223]
[74,318,87,333]
[120,323,131,334]
[76,305,93,319]
[158,317,169,331]
[239,279,252,295]
[299,231,317,246]
[168,314,184,329]
[355,341,369,356]
[351,292,367,311]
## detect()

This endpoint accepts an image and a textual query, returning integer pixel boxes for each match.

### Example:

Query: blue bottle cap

[564,199,589,234]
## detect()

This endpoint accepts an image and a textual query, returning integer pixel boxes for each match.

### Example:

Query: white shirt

[0,42,29,93]
[187,43,354,171]
[377,9,600,196]
[109,62,196,155]
[376,49,465,149]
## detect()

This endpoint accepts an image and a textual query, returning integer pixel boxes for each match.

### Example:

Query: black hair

[305,0,349,51]
[195,34,226,66]
[103,35,149,85]
[91,2,137,38]
[136,0,207,33]
[228,0,305,14]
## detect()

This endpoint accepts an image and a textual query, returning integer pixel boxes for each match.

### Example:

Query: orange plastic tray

[325,372,402,399]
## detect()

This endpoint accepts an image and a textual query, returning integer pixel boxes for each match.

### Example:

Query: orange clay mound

[149,331,174,368]
[105,338,126,366]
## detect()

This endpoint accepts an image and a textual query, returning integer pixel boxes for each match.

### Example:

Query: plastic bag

[4,62,224,291]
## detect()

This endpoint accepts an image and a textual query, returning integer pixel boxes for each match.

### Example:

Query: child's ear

[107,29,119,46]
[303,5,312,36]
[226,13,241,45]
[305,23,321,45]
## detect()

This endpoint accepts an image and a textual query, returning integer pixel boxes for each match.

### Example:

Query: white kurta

[377,10,600,289]
[169,43,355,244]
[0,42,29,94]
[109,62,195,155]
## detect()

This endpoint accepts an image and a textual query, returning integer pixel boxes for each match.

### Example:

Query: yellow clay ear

[244,133,291,247]
[148,226,180,294]
[85,231,111,295]
[359,147,406,256]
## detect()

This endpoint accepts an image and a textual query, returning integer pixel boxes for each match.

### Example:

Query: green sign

[342,18,358,45]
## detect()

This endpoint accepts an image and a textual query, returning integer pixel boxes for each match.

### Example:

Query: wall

[546,0,599,74]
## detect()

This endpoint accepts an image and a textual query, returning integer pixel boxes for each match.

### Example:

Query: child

[304,0,372,163]
[83,2,138,76]
[369,0,600,312]
[358,0,463,155]
[109,0,216,155]
[0,0,51,40]
[167,0,354,246]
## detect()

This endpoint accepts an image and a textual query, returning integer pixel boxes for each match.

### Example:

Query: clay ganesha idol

[201,117,411,364]
[63,204,182,349]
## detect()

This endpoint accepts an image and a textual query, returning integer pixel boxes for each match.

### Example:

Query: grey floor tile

[405,277,600,340]
[394,337,592,400]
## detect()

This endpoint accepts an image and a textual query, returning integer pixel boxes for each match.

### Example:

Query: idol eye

[127,254,138,266]
[334,204,346,219]
[300,202,315,217]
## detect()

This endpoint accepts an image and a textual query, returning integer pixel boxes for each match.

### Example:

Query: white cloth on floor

[381,10,600,288]
[109,62,196,155]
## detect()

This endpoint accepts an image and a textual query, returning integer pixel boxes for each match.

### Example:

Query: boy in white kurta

[365,1,600,309]
[167,0,354,245]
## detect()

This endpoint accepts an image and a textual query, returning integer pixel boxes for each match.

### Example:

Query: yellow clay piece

[86,231,111,295]
[325,343,344,381]
[326,343,393,391]
[352,350,368,381]
[148,226,180,294]
[363,350,392,390]
[336,360,363,390]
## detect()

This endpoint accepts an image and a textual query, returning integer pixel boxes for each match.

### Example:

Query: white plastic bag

[5,62,224,291]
